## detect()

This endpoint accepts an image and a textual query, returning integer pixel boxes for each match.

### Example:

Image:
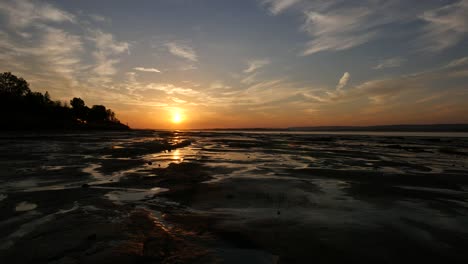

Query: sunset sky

[1,0,468,129]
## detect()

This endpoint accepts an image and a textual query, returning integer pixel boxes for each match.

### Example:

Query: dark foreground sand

[1,130,468,263]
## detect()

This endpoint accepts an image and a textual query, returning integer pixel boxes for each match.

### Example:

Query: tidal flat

[1,130,468,263]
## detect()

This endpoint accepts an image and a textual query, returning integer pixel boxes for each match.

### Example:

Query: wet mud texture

[1,131,468,263]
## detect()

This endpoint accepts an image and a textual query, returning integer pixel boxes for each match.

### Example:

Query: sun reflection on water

[172,149,183,162]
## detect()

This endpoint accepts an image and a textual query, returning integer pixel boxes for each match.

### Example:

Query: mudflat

[1,130,468,263]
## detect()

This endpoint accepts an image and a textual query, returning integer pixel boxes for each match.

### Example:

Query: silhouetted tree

[70,97,85,109]
[0,72,128,130]
[0,72,30,97]
[70,97,89,122]
[44,91,51,103]
[106,109,118,122]
[25,92,47,110]
[89,105,108,122]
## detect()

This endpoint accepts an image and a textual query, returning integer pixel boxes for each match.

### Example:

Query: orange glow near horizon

[117,104,468,129]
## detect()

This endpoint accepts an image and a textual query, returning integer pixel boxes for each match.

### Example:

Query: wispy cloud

[0,0,134,100]
[331,64,468,106]
[38,27,83,75]
[336,72,350,91]
[210,81,230,89]
[146,83,199,96]
[88,14,110,23]
[165,42,198,62]
[89,30,129,76]
[0,25,84,84]
[134,67,161,73]
[262,0,300,15]
[419,0,468,51]
[244,59,270,73]
[444,56,468,68]
[90,30,129,54]
[373,57,406,70]
[262,0,466,56]
[301,7,377,56]
[241,73,259,85]
[172,97,187,104]
[0,0,75,28]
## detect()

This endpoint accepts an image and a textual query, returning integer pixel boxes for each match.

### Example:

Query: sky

[1,0,467,129]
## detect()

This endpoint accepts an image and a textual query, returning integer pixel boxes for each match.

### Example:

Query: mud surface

[1,130,468,263]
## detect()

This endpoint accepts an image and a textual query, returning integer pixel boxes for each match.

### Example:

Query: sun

[171,112,183,124]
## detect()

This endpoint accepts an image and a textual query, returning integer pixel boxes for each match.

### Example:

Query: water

[0,130,468,262]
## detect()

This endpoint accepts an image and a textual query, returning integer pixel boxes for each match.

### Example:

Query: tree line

[0,72,129,130]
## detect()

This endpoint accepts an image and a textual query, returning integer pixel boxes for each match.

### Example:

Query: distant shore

[198,124,468,132]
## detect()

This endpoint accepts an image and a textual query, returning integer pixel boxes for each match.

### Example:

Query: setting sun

[171,112,183,124]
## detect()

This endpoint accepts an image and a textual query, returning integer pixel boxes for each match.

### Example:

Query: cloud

[0,1,130,88]
[210,81,227,89]
[330,64,468,105]
[90,30,129,54]
[241,73,259,85]
[301,7,379,56]
[444,56,468,68]
[0,0,129,92]
[134,67,161,73]
[125,72,137,82]
[419,0,468,51]
[262,1,464,56]
[39,27,83,74]
[165,42,198,61]
[0,25,84,83]
[143,83,199,97]
[244,59,271,73]
[89,30,129,76]
[373,57,406,70]
[336,72,350,90]
[246,79,284,93]
[88,14,109,23]
[262,0,300,15]
[0,0,75,28]
[172,97,187,104]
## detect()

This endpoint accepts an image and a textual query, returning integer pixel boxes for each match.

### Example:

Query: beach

[1,130,468,263]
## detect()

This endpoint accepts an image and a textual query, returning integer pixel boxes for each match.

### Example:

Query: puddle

[104,187,168,203]
[15,201,37,212]
[82,163,105,180]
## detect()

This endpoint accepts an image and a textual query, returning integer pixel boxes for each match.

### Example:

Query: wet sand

[1,131,468,263]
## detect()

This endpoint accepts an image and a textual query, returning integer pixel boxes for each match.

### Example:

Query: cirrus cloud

[134,67,161,73]
[373,57,406,70]
[165,42,198,62]
[244,59,271,73]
